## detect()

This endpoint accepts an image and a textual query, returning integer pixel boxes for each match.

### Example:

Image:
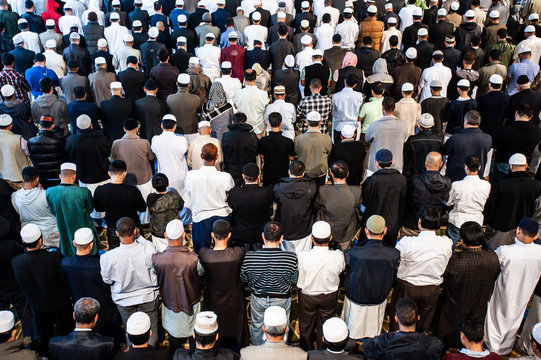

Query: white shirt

[64,0,87,19]
[195,44,221,80]
[315,23,335,51]
[312,0,325,17]
[184,166,234,222]
[82,7,105,26]
[264,99,296,139]
[244,24,268,50]
[232,85,270,134]
[334,19,359,49]
[485,240,541,355]
[44,49,66,79]
[317,6,340,27]
[516,35,541,65]
[104,23,130,55]
[380,27,402,53]
[295,46,314,73]
[205,0,218,13]
[143,0,156,15]
[214,75,242,104]
[418,62,453,102]
[297,246,345,295]
[262,0,278,14]
[114,46,142,72]
[19,31,41,54]
[241,0,256,16]
[187,134,223,170]
[446,175,491,228]
[398,4,417,32]
[332,87,363,132]
[396,231,453,286]
[58,14,83,35]
[151,131,189,194]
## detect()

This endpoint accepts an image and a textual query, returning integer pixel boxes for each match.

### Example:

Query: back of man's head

[74,297,101,325]
[263,221,283,242]
[418,206,440,230]
[465,110,481,126]
[289,160,305,177]
[212,219,230,240]
[460,221,485,247]
[465,155,481,173]
[330,161,348,179]
[396,298,418,326]
[459,314,485,344]
[116,217,136,237]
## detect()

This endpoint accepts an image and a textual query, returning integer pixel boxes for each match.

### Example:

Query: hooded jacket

[455,21,482,51]
[0,100,37,140]
[65,128,111,184]
[30,94,69,137]
[381,48,406,76]
[221,122,259,185]
[403,171,451,229]
[0,338,39,360]
[149,191,184,238]
[11,187,59,241]
[365,58,394,96]
[41,0,61,33]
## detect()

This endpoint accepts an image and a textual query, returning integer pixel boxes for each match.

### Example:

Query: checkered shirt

[296,93,332,134]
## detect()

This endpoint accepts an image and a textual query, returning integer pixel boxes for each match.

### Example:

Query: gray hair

[264,323,287,336]
[74,297,101,324]
[465,110,481,126]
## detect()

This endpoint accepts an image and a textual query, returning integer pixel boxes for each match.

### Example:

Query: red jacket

[41,0,61,33]
[220,44,245,82]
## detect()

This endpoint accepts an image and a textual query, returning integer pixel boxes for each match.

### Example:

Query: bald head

[425,152,443,171]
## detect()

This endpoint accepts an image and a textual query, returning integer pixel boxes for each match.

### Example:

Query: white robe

[104,23,130,56]
[485,239,541,355]
[151,131,189,195]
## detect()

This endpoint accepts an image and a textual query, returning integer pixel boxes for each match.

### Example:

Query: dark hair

[278,24,288,36]
[389,35,399,47]
[372,82,384,95]
[464,155,481,172]
[471,35,481,47]
[345,73,358,87]
[157,48,169,62]
[322,13,331,23]
[39,77,54,93]
[73,86,86,99]
[517,103,533,118]
[488,48,501,61]
[332,34,341,43]
[34,53,45,63]
[109,160,127,174]
[212,219,230,240]
[23,238,40,249]
[396,298,417,326]
[382,96,395,112]
[268,112,282,128]
[460,221,485,247]
[225,18,234,27]
[126,55,138,65]
[331,161,348,179]
[128,331,150,346]
[463,52,475,64]
[18,20,28,30]
[233,112,247,123]
[1,52,14,66]
[201,143,218,161]
[289,160,305,176]
[419,206,440,230]
[0,329,12,343]
[459,314,485,343]
[263,221,283,242]
[152,173,169,192]
[362,36,372,45]
[145,79,158,91]
[194,331,217,346]
[465,110,481,126]
[244,69,257,81]
[496,28,507,38]
[88,11,98,21]
[67,59,79,69]
[39,119,54,129]
[433,53,444,62]
[154,0,161,10]
[22,171,39,183]
[162,119,176,129]
[24,0,33,8]
[324,337,348,352]
[310,78,322,89]
[116,217,136,237]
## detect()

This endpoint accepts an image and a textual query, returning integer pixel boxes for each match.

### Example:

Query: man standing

[485,218,541,355]
[403,114,442,178]
[136,80,168,142]
[166,73,202,141]
[232,69,269,138]
[187,121,222,170]
[30,77,69,137]
[328,126,365,186]
[88,57,116,107]
[100,82,134,143]
[0,114,32,187]
[151,49,180,101]
[115,312,170,360]
[418,50,453,102]
[331,74,363,144]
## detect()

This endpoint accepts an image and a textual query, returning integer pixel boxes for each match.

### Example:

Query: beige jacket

[240,341,307,360]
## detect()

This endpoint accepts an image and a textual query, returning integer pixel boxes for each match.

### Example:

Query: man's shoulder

[241,343,306,359]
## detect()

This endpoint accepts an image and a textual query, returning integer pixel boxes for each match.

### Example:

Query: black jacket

[271,68,301,105]
[118,67,147,101]
[140,40,167,77]
[83,22,105,54]
[403,130,442,178]
[114,347,170,360]
[0,100,36,140]
[21,12,45,33]
[49,331,115,360]
[63,44,92,77]
[221,123,259,185]
[429,21,454,50]
[174,348,239,360]
[402,22,428,50]
[65,128,111,184]
[477,90,509,138]
[414,40,435,70]
[129,8,150,31]
[229,184,273,245]
[188,8,209,30]
[250,7,271,27]
[245,47,271,70]
[170,48,193,74]
[328,140,366,186]
[269,38,296,72]
[355,46,379,76]
[492,121,541,164]
[170,28,198,54]
[100,95,134,142]
[132,32,149,50]
[273,177,317,240]
[90,50,116,73]
[455,21,482,51]
[27,130,66,183]
[442,46,461,71]
[135,95,167,141]
[403,171,451,229]
[9,46,35,74]
[363,331,443,360]
[420,96,448,134]
[506,88,541,126]
[381,48,405,76]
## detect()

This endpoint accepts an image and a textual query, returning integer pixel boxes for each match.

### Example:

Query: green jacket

[149,191,184,238]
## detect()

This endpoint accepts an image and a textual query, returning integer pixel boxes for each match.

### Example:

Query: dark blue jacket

[245,47,271,70]
[9,46,35,74]
[68,100,102,133]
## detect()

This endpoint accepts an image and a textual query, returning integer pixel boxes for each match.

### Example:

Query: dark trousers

[389,279,440,332]
[0,287,33,337]
[169,335,195,356]
[333,130,343,145]
[34,302,74,356]
[107,227,120,249]
[298,291,338,351]
[192,215,229,254]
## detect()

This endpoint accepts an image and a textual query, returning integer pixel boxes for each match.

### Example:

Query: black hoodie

[221,122,259,185]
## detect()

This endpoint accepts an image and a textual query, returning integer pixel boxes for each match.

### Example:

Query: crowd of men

[2,0,541,358]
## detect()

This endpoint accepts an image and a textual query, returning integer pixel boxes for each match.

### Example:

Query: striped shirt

[240,247,299,297]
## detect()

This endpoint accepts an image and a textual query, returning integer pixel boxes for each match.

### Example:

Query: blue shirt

[219,27,245,48]
[507,59,540,95]
[24,66,59,98]
[169,8,189,30]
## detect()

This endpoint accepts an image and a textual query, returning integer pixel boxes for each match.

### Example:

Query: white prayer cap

[300,19,309,28]
[112,0,121,5]
[134,0,142,4]
[148,27,159,38]
[0,311,14,333]
[198,120,211,128]
[95,56,106,65]
[254,0,263,5]
[384,2,392,9]
[189,56,199,65]
[405,47,417,59]
[274,85,286,94]
[61,162,77,171]
[110,11,120,20]
[518,44,533,54]
[306,111,321,121]
[457,79,470,87]
[221,61,232,68]
[312,221,331,238]
[343,7,353,13]
[70,32,80,40]
[529,13,539,20]
[20,223,41,243]
[450,1,459,10]
[197,0,205,7]
[17,18,28,25]
[166,219,184,240]
[163,114,177,121]
[1,84,14,98]
[509,153,527,165]
[123,34,134,42]
[341,124,356,138]
[367,4,377,13]
[77,114,91,129]
[489,10,499,18]
[176,0,184,5]
[264,306,287,327]
[418,113,434,128]
[0,114,12,126]
[401,82,414,92]
[133,20,143,27]
[97,38,107,48]
[277,11,286,18]
[252,11,261,21]
[74,228,94,245]
[312,49,323,57]
[177,36,187,44]
[178,14,187,22]
[177,73,191,84]
[205,33,215,40]
[301,0,309,7]
[228,31,238,38]
[284,54,295,67]
[412,6,422,16]
[236,6,243,11]
[489,74,503,85]
[465,9,475,18]
[217,0,225,4]
[417,27,428,36]
[126,312,151,335]
[301,34,312,45]
[437,8,446,16]
[388,17,397,24]
[323,317,348,343]
[46,19,55,26]
[110,81,123,89]
[12,33,24,44]
[45,39,57,48]
[194,311,218,334]
[532,323,541,343]
[432,49,443,56]
[525,25,536,33]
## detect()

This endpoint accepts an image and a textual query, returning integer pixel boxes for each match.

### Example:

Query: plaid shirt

[297,93,332,134]
[0,68,31,104]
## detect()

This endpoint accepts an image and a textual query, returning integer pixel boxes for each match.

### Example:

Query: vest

[0,129,31,182]
[304,63,331,96]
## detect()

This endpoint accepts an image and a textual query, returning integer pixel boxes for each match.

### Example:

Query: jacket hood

[227,122,253,131]
[421,171,451,193]
[460,22,478,31]
[36,94,58,107]
[372,58,389,75]
[46,0,59,11]
[278,177,314,199]
[12,187,43,206]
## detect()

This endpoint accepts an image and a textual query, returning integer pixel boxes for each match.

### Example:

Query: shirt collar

[74,328,93,332]
[458,348,490,358]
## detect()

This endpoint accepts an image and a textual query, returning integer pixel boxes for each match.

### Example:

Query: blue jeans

[446,222,460,251]
[192,215,229,254]
[250,294,291,345]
